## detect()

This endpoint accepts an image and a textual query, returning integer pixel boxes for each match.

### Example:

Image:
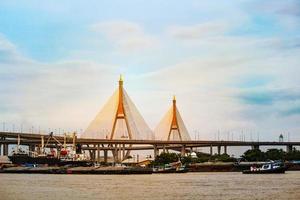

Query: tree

[211,153,237,162]
[285,148,300,161]
[153,152,179,165]
[265,149,285,160]
[196,152,210,163]
[241,149,266,161]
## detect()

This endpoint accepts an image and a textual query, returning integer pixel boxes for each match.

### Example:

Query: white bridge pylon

[155,96,191,141]
[81,75,154,140]
[81,75,154,161]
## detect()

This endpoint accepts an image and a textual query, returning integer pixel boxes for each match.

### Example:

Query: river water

[0,172,300,200]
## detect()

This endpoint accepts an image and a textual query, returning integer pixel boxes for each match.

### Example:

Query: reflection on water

[1,172,300,200]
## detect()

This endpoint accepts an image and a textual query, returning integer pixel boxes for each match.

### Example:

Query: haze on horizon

[0,0,299,142]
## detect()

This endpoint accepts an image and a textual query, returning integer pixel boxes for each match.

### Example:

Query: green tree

[241,149,266,161]
[265,149,285,160]
[285,148,300,161]
[211,153,237,162]
[180,155,192,164]
[153,152,179,165]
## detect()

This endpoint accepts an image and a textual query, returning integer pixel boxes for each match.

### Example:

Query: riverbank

[188,161,300,172]
[1,161,300,174]
[0,166,152,174]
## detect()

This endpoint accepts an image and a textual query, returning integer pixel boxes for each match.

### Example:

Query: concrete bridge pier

[287,145,293,153]
[117,145,122,162]
[0,144,2,155]
[224,146,227,155]
[153,145,159,158]
[97,144,100,162]
[91,150,96,162]
[181,145,186,156]
[252,145,260,150]
[217,146,221,155]
[3,144,8,156]
[122,144,125,160]
[210,145,213,156]
[104,150,108,163]
[88,145,96,162]
[113,145,118,163]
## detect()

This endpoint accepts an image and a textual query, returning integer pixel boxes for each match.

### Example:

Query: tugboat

[242,161,286,174]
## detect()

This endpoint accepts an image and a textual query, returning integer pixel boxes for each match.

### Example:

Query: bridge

[1,131,299,162]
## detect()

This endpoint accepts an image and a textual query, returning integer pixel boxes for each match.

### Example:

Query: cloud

[0,34,119,131]
[282,106,300,116]
[1,0,300,141]
[0,34,22,63]
[136,33,300,139]
[253,0,300,28]
[91,21,159,53]
[167,22,229,40]
[237,88,300,106]
[259,0,300,17]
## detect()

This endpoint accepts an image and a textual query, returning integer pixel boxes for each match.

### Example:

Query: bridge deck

[1,131,299,147]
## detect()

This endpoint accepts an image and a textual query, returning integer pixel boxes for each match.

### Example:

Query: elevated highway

[1,131,299,160]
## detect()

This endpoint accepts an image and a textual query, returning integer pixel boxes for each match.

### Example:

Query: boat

[9,152,61,165]
[8,149,91,166]
[242,161,286,174]
[153,162,188,173]
[9,153,92,166]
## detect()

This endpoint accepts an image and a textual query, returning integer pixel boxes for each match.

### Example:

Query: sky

[0,0,300,143]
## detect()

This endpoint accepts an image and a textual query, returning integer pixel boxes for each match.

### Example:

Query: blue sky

[0,0,300,143]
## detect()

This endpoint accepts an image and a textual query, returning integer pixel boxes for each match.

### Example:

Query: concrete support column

[210,145,213,156]
[97,144,100,162]
[287,145,293,153]
[93,144,97,159]
[181,145,186,156]
[93,150,96,161]
[104,150,108,163]
[163,145,166,153]
[118,145,121,162]
[217,146,221,155]
[153,145,158,158]
[224,146,227,155]
[251,145,259,150]
[122,144,125,160]
[0,144,2,156]
[3,144,8,156]
[114,145,119,163]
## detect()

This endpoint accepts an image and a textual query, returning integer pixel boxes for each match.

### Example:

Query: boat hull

[8,154,91,166]
[9,154,60,165]
[152,168,188,173]
[242,167,286,174]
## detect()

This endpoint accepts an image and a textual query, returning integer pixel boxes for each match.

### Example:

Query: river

[0,171,300,200]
